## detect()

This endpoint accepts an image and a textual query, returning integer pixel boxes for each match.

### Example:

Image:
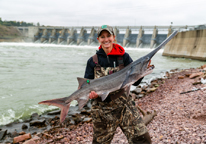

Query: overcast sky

[0,0,206,27]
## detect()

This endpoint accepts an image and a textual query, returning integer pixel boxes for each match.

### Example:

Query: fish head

[130,56,154,77]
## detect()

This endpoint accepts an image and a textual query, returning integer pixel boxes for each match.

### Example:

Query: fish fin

[77,77,89,89]
[124,86,131,97]
[100,91,110,101]
[77,97,89,110]
[38,97,70,123]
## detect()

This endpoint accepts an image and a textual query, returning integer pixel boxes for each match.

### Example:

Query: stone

[146,87,157,93]
[30,119,46,127]
[22,124,28,129]
[23,139,36,144]
[30,113,39,120]
[192,81,202,85]
[178,76,184,79]
[56,135,64,140]
[189,72,204,79]
[201,64,206,69]
[0,130,7,140]
[142,85,148,90]
[13,133,31,143]
[11,131,19,138]
[4,137,13,143]
[47,110,61,115]
[136,94,144,98]
[83,117,92,123]
[131,88,142,94]
[19,131,26,135]
[185,73,191,77]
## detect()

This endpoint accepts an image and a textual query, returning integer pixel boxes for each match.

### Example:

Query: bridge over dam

[18,25,198,48]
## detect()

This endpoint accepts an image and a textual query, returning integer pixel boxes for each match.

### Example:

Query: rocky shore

[0,65,206,144]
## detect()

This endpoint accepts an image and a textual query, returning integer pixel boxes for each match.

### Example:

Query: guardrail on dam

[18,25,198,48]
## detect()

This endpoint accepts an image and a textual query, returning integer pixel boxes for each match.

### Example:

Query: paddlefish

[39,31,178,123]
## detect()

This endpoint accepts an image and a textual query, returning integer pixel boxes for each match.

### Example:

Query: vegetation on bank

[0,17,35,27]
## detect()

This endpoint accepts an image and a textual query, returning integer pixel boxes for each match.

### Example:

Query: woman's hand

[89,91,99,99]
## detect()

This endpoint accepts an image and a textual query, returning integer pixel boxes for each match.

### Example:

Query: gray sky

[0,0,205,27]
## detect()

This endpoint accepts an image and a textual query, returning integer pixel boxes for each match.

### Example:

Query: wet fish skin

[38,31,178,123]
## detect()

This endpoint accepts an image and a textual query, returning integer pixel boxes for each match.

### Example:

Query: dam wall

[17,25,199,48]
[163,29,206,61]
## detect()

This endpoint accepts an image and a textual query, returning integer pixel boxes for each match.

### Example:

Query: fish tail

[38,97,70,123]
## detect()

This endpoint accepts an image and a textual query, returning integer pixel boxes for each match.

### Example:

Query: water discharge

[0,42,205,125]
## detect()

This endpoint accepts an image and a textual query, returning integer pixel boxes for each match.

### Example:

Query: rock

[201,78,206,84]
[30,119,46,127]
[22,124,28,129]
[68,106,81,115]
[178,76,184,79]
[56,135,64,140]
[19,131,26,135]
[81,110,91,115]
[136,94,144,98]
[185,73,191,77]
[0,130,7,140]
[165,71,170,77]
[154,84,159,87]
[83,117,92,123]
[189,72,204,79]
[192,81,202,85]
[23,139,36,144]
[13,133,31,143]
[131,88,142,94]
[11,131,19,138]
[142,85,148,90]
[30,113,39,120]
[4,137,13,143]
[201,64,206,69]
[85,100,92,109]
[47,110,61,115]
[146,87,156,93]
[70,119,75,125]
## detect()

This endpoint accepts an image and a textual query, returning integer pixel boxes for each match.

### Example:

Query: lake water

[0,42,205,125]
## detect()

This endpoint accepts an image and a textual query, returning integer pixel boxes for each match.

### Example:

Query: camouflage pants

[91,94,149,144]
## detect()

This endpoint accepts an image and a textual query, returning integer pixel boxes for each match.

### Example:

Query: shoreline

[0,65,206,143]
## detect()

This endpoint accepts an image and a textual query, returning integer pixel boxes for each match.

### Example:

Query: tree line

[0,17,36,27]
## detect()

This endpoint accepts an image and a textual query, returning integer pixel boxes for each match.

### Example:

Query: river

[0,42,205,126]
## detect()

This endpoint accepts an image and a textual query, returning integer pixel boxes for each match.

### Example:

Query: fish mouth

[143,65,155,76]
[148,65,155,70]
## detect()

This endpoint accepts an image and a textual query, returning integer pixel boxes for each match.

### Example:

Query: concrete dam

[17,25,197,48]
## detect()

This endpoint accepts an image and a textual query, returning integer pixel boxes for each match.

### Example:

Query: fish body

[39,31,178,123]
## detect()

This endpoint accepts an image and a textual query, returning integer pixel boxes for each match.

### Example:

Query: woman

[84,25,152,144]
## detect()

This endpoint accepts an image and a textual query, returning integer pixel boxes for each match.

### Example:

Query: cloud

[0,0,206,26]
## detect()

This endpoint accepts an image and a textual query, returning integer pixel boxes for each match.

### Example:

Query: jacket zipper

[107,56,110,66]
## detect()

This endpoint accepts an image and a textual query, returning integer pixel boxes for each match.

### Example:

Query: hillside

[0,25,23,42]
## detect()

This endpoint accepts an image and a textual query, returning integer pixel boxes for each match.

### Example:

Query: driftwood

[136,105,157,125]
[130,92,157,125]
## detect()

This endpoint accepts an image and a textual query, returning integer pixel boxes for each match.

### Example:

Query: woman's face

[97,30,115,51]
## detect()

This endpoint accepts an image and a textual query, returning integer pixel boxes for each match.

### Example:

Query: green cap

[97,25,114,37]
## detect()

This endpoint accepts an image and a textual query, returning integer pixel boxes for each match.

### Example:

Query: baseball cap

[97,25,114,37]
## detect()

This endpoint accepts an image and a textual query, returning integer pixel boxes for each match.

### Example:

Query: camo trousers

[91,94,149,144]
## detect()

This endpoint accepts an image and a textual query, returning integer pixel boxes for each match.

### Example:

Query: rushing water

[0,42,205,126]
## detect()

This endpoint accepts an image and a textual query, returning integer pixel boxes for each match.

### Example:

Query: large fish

[39,31,178,123]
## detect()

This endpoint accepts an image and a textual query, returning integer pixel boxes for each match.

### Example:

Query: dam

[17,25,197,48]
